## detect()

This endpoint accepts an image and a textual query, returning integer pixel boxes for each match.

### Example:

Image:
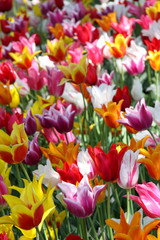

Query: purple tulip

[24,109,37,136]
[118,98,153,131]
[23,134,42,165]
[58,175,105,218]
[35,104,75,133]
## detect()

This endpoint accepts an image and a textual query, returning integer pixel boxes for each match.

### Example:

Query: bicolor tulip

[0,122,28,164]
[117,150,140,189]
[58,175,105,218]
[118,98,153,131]
[106,208,160,240]
[46,38,71,62]
[9,46,41,70]
[129,181,160,218]
[106,34,129,58]
[0,224,14,240]
[0,175,55,238]
[146,50,160,71]
[88,144,127,182]
[58,55,87,85]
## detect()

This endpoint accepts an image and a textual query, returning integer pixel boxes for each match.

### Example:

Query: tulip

[95,100,123,129]
[24,109,37,136]
[58,55,87,85]
[146,50,160,71]
[117,150,140,189]
[9,46,41,70]
[0,175,8,205]
[106,34,129,58]
[0,61,16,84]
[129,181,160,218]
[33,159,61,188]
[58,175,105,218]
[46,67,65,97]
[0,224,14,240]
[23,134,42,166]
[0,122,28,164]
[113,85,131,111]
[40,141,79,168]
[148,100,160,126]
[0,0,13,12]
[65,235,83,240]
[106,208,160,240]
[123,57,145,76]
[0,175,55,238]
[35,104,75,133]
[56,162,83,185]
[96,12,117,32]
[88,144,127,182]
[118,98,153,131]
[0,82,12,105]
[77,149,97,180]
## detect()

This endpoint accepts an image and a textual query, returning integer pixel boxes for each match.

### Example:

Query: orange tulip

[106,34,129,58]
[96,12,117,32]
[40,141,79,168]
[95,100,123,128]
[0,122,28,164]
[0,81,12,105]
[49,23,65,39]
[117,136,150,152]
[138,144,160,180]
[106,208,160,240]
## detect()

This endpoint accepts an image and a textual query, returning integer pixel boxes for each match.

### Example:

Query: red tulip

[113,85,131,111]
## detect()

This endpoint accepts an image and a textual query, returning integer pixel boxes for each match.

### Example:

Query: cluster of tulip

[1,0,160,239]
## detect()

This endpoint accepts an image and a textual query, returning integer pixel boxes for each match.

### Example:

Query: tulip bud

[24,109,37,136]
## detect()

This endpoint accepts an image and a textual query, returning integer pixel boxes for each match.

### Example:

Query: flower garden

[1,0,160,239]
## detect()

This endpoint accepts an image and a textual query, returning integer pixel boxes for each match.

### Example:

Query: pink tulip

[129,181,160,218]
[123,57,145,76]
[58,175,105,218]
[117,150,140,189]
[118,98,153,131]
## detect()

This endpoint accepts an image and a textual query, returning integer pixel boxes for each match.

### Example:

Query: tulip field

[1,0,160,239]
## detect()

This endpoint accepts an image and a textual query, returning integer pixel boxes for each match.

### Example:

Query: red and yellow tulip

[0,122,28,164]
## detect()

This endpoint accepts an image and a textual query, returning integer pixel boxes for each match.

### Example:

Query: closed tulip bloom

[58,175,105,218]
[129,181,160,218]
[118,98,153,131]
[117,150,140,189]
[88,144,127,182]
[23,134,42,166]
[36,104,75,133]
[24,109,37,136]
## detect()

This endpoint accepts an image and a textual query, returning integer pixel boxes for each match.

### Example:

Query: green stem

[83,218,88,240]
[50,215,58,240]
[126,189,130,223]
[36,226,44,240]
[107,183,113,240]
[19,162,31,182]
[44,220,52,240]
[88,217,99,240]
[15,164,23,187]
[80,84,87,149]
[155,70,159,101]
[65,209,71,233]
[52,128,61,143]
[64,132,69,145]
[148,128,158,146]
[77,218,83,238]
[97,205,105,240]
[113,183,121,209]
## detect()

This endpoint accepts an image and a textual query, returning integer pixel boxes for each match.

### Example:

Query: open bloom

[88,144,127,182]
[106,34,129,58]
[106,208,160,240]
[117,150,140,189]
[129,181,160,218]
[138,144,160,180]
[0,175,55,238]
[147,50,160,71]
[118,98,153,131]
[0,122,28,164]
[58,175,105,218]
